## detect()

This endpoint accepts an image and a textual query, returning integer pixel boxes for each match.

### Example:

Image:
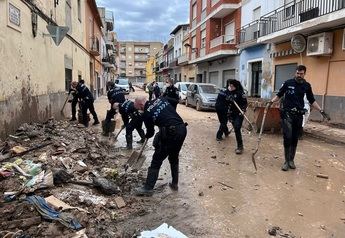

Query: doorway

[65,68,72,92]
[249,61,262,97]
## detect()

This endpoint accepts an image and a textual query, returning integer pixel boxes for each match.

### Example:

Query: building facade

[0,0,105,138]
[119,41,163,82]
[188,0,242,88]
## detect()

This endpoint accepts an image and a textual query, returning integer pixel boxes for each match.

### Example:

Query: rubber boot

[288,146,297,169]
[135,168,159,196]
[137,130,146,144]
[235,143,243,155]
[93,117,100,125]
[126,135,133,150]
[169,163,179,191]
[282,146,290,171]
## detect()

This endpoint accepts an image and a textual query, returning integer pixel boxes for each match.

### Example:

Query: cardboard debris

[45,195,89,213]
[11,146,27,154]
[139,223,188,238]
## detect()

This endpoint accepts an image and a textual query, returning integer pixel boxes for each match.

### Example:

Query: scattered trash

[211,155,217,159]
[198,191,204,197]
[114,196,126,209]
[45,195,89,213]
[11,146,27,154]
[26,195,82,230]
[218,182,234,189]
[268,226,280,236]
[316,174,329,179]
[139,223,188,238]
[298,212,303,217]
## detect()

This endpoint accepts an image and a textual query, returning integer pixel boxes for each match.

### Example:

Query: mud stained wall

[0,0,91,138]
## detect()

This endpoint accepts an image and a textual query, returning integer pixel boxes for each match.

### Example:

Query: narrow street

[93,89,345,237]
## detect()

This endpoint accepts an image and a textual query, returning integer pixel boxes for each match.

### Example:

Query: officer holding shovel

[133,96,187,196]
[268,65,330,171]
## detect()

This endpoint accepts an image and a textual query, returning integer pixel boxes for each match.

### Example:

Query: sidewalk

[304,121,345,145]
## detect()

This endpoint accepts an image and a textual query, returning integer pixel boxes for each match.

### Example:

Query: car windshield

[199,85,217,94]
[180,84,190,91]
[116,78,128,85]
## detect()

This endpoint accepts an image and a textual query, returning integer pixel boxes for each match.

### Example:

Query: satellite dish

[45,25,69,46]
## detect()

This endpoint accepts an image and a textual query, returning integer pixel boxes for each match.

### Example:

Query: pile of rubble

[0,119,148,237]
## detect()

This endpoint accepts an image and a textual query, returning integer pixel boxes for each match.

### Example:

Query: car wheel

[196,100,201,111]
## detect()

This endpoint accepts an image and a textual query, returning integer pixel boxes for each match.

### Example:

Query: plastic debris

[139,223,188,238]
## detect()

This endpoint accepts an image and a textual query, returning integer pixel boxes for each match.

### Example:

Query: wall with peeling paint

[0,0,92,138]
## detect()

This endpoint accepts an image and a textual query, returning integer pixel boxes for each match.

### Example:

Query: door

[65,68,72,92]
[197,74,203,83]
[225,22,235,43]
[209,71,219,86]
[251,62,262,97]
[274,63,297,92]
[223,69,235,88]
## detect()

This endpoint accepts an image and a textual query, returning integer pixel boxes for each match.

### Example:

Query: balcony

[134,64,146,69]
[258,0,345,43]
[134,56,148,62]
[102,56,116,69]
[210,0,241,18]
[90,36,100,56]
[210,35,235,48]
[169,59,178,68]
[178,54,188,65]
[237,20,261,48]
[105,10,114,31]
[134,48,150,54]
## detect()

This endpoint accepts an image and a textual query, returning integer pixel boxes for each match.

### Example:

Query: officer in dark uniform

[105,81,126,123]
[118,99,145,150]
[133,96,187,196]
[215,82,232,141]
[228,79,248,154]
[153,82,161,99]
[162,78,179,109]
[269,65,330,171]
[69,81,78,121]
[74,81,99,127]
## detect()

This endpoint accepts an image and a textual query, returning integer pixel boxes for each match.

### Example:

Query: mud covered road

[95,89,345,237]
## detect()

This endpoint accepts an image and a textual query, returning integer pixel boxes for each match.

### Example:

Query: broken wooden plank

[218,182,234,189]
[316,174,329,179]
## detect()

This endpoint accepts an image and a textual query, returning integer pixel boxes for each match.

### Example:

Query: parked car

[115,78,130,94]
[185,83,218,111]
[175,82,191,103]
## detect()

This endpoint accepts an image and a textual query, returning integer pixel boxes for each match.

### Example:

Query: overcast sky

[96,0,189,43]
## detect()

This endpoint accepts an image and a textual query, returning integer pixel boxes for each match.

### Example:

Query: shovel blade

[127,151,140,167]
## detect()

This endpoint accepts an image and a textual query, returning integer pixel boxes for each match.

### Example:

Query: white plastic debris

[139,223,188,238]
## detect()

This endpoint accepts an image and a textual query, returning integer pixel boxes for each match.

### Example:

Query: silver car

[175,82,191,103]
[115,78,130,94]
[185,83,218,111]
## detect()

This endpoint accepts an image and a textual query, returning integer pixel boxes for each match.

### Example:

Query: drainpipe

[322,58,331,110]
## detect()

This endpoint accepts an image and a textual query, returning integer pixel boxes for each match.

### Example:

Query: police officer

[162,78,179,109]
[215,82,232,141]
[153,82,161,99]
[73,80,99,127]
[148,81,155,101]
[105,81,126,123]
[228,79,248,154]
[133,96,187,196]
[268,65,330,171]
[118,99,145,150]
[69,81,79,121]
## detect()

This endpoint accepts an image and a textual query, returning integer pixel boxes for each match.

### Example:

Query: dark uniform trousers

[122,113,145,143]
[81,99,98,126]
[105,106,116,122]
[230,113,244,149]
[145,124,187,189]
[281,110,303,161]
[216,108,229,139]
[71,96,78,119]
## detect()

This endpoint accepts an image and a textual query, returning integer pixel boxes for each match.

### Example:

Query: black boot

[169,163,179,191]
[282,146,290,171]
[93,117,100,125]
[126,135,133,150]
[135,168,159,196]
[137,130,146,144]
[288,146,297,169]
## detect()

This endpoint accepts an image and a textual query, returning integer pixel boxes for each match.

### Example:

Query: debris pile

[0,119,148,237]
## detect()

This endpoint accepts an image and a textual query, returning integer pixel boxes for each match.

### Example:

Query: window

[201,30,206,48]
[192,36,196,48]
[253,6,261,21]
[128,47,132,51]
[274,63,297,91]
[192,4,197,19]
[77,0,81,22]
[225,22,235,43]
[202,0,207,10]
[284,0,295,19]
[65,0,72,33]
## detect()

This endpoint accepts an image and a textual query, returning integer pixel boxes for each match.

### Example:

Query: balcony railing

[90,36,100,56]
[260,0,345,37]
[134,56,148,62]
[210,35,235,48]
[238,20,261,44]
[178,54,188,64]
[169,59,178,68]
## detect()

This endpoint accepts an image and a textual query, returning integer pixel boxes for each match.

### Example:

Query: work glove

[320,110,330,121]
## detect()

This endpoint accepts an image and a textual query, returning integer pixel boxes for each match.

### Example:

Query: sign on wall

[8,2,21,32]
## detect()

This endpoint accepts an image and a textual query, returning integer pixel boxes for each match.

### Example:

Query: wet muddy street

[94,89,345,237]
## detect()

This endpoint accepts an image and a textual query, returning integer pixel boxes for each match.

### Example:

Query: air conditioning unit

[307,32,333,56]
[342,29,345,50]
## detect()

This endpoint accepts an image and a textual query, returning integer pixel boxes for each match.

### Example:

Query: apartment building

[188,0,241,88]
[240,0,345,124]
[119,41,163,82]
[98,8,118,91]
[0,0,104,138]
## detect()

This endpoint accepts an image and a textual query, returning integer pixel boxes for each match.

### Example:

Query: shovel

[233,101,255,132]
[125,138,148,171]
[60,93,70,117]
[251,103,270,171]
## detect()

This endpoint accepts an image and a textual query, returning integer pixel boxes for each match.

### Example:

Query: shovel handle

[138,139,148,157]
[233,101,254,131]
[61,93,70,113]
[113,126,124,141]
